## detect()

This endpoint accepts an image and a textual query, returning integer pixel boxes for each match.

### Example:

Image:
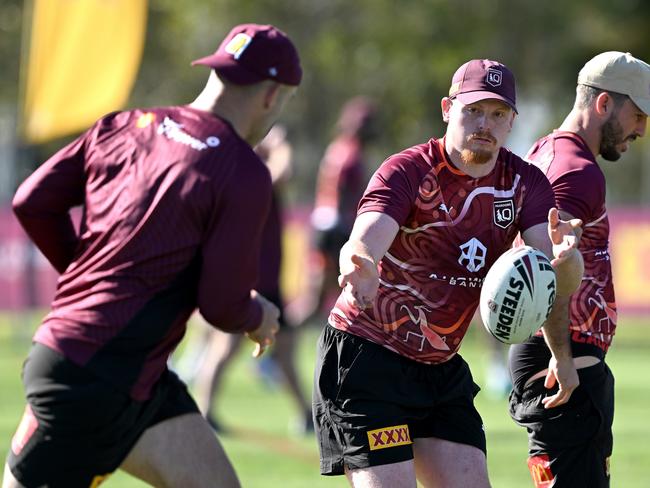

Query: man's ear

[441,97,453,123]
[263,83,281,110]
[595,92,612,116]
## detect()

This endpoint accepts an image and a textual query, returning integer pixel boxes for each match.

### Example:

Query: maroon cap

[448,59,517,112]
[192,23,302,86]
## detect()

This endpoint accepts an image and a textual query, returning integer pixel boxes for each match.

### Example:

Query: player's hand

[246,290,280,358]
[547,207,582,266]
[338,253,379,310]
[541,355,579,408]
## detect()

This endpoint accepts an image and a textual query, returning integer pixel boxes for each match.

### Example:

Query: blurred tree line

[1,0,649,204]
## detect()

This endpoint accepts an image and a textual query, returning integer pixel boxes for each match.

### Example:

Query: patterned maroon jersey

[13,106,271,400]
[328,138,554,363]
[526,131,616,351]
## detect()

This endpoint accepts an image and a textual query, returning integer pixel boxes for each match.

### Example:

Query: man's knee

[2,463,28,488]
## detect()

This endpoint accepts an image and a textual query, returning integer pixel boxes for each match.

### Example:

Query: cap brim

[191,54,265,85]
[456,91,518,113]
[630,95,650,116]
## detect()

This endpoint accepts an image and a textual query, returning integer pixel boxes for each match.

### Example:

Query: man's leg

[271,328,312,429]
[413,437,490,488]
[345,460,416,488]
[509,359,613,488]
[193,330,243,429]
[120,412,239,488]
[2,463,27,488]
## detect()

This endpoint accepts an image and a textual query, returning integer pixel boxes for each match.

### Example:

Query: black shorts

[313,325,485,476]
[312,226,349,264]
[508,339,614,487]
[7,343,200,488]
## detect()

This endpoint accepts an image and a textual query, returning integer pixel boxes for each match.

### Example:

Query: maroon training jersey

[526,131,616,352]
[329,138,554,364]
[13,106,272,400]
[312,135,366,233]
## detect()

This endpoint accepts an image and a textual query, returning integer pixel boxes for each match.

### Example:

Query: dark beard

[461,148,493,165]
[600,116,625,161]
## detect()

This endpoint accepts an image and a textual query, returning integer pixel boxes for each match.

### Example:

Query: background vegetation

[1,0,650,204]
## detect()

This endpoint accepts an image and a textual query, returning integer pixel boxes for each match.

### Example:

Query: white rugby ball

[480,246,556,344]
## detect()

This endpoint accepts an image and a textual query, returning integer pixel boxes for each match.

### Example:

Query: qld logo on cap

[225,33,252,60]
[486,68,503,87]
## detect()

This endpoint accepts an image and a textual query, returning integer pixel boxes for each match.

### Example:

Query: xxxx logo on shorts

[367,424,412,451]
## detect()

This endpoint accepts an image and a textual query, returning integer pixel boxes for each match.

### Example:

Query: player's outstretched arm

[338,211,399,310]
[521,208,584,408]
[538,294,579,408]
[547,207,584,296]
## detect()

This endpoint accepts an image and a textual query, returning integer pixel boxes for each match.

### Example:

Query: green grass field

[1,313,649,487]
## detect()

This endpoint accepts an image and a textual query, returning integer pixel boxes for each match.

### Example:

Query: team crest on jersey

[493,199,514,229]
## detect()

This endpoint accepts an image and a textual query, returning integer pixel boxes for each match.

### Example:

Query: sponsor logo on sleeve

[527,454,554,487]
[367,424,412,451]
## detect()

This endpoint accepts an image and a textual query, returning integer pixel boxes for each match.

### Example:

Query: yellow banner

[21,0,148,144]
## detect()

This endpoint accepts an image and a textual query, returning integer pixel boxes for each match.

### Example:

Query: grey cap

[578,51,650,115]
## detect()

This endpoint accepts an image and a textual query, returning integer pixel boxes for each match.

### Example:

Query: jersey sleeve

[549,167,604,223]
[519,163,556,232]
[196,154,271,333]
[357,154,423,226]
[12,131,89,273]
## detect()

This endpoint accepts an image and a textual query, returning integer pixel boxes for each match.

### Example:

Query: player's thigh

[120,412,239,488]
[413,437,489,488]
[2,462,27,488]
[345,460,416,488]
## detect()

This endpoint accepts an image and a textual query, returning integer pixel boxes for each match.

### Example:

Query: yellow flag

[21,0,148,144]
